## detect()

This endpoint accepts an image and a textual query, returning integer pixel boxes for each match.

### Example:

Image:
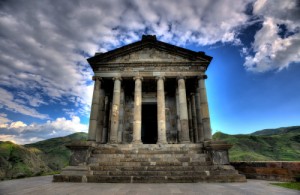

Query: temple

[53,35,246,183]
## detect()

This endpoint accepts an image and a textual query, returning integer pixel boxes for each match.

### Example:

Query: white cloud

[0,0,298,123]
[0,113,11,128]
[0,88,48,119]
[9,121,27,128]
[0,0,253,121]
[244,0,300,72]
[0,116,88,144]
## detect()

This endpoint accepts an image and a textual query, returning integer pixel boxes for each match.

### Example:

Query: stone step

[85,175,246,183]
[53,173,246,183]
[92,170,209,176]
[210,169,240,175]
[90,153,208,158]
[89,165,212,171]
[86,175,207,183]
[91,145,203,155]
[92,150,203,155]
[88,161,212,167]
[88,156,209,163]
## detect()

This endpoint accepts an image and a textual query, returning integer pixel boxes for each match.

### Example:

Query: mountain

[1,126,299,180]
[251,126,300,136]
[213,126,300,161]
[25,132,87,171]
[0,141,51,179]
[0,132,87,180]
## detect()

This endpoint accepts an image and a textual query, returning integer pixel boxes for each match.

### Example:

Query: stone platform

[53,142,246,183]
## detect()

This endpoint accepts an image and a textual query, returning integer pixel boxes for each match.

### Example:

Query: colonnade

[87,75,211,144]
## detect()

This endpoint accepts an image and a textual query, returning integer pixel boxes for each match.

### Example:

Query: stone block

[54,143,245,183]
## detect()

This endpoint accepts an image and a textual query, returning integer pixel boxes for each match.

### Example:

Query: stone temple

[53,35,246,183]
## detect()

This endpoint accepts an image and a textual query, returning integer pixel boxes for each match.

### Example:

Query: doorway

[141,104,158,144]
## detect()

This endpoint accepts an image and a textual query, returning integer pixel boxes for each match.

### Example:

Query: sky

[0,0,299,144]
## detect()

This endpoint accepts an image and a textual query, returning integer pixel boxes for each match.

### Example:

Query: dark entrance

[141,104,158,144]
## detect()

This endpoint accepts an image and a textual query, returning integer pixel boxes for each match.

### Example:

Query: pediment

[87,35,212,70]
[108,48,190,63]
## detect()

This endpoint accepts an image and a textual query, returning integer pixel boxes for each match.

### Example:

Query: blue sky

[0,0,299,144]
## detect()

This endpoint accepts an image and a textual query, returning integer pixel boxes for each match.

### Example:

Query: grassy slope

[0,132,87,180]
[213,126,300,161]
[1,127,299,180]
[25,132,87,171]
[0,141,50,179]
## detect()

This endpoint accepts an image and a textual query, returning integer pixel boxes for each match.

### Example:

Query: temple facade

[87,35,212,145]
[53,35,246,183]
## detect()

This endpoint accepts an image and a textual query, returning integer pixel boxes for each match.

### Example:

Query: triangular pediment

[108,47,190,63]
[87,35,212,69]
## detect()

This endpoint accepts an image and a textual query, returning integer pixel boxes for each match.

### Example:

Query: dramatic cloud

[0,116,88,144]
[244,0,300,72]
[0,88,48,119]
[0,113,11,128]
[0,0,253,119]
[0,0,299,143]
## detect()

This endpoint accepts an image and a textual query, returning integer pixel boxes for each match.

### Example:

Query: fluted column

[88,76,102,141]
[195,88,204,142]
[188,98,194,142]
[132,76,143,144]
[96,89,105,143]
[177,77,190,143]
[198,75,212,141]
[175,87,181,143]
[156,76,167,144]
[191,93,199,143]
[109,77,122,143]
[101,96,109,143]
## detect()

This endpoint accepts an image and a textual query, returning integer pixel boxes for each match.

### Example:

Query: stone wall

[122,93,178,143]
[231,161,300,182]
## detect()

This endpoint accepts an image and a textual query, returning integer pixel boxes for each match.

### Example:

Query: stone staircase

[53,144,246,183]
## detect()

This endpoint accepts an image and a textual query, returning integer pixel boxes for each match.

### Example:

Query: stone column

[156,76,167,144]
[177,77,190,143]
[118,89,125,143]
[109,77,122,144]
[96,89,105,143]
[188,98,194,142]
[198,75,212,141]
[101,96,109,143]
[88,76,102,141]
[191,93,199,143]
[175,87,181,143]
[132,76,143,144]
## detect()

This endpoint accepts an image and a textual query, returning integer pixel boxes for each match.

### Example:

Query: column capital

[197,75,208,80]
[92,76,102,81]
[133,76,143,81]
[113,76,122,81]
[155,76,165,81]
[176,76,186,80]
[190,92,195,96]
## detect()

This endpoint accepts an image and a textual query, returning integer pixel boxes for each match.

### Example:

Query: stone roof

[87,35,213,70]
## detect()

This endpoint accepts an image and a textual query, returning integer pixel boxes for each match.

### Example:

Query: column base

[205,140,232,165]
[132,140,143,145]
[180,140,191,144]
[156,140,168,144]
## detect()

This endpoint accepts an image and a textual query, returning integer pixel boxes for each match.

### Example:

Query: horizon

[3,125,300,146]
[0,0,299,144]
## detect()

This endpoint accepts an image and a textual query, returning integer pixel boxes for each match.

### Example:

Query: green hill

[0,141,50,179]
[25,132,87,171]
[1,127,299,180]
[213,126,300,161]
[251,126,300,136]
[0,132,87,180]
